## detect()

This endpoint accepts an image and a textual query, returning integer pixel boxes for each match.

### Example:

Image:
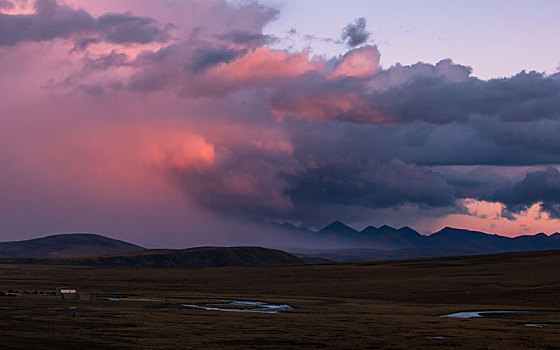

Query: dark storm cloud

[0,0,171,46]
[271,62,560,126]
[488,168,560,218]
[342,17,370,47]
[283,115,560,170]
[168,135,455,223]
[429,166,540,200]
[288,159,455,210]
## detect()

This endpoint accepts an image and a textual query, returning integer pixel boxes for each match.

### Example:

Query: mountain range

[278,221,560,261]
[283,221,560,250]
[1,224,560,265]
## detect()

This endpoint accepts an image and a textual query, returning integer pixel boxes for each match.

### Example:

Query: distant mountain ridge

[274,221,560,259]
[0,233,145,259]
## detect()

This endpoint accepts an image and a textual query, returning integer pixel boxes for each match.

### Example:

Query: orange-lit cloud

[426,199,560,237]
[206,47,322,86]
[149,133,216,171]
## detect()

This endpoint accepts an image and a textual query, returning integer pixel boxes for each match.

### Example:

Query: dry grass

[1,250,560,349]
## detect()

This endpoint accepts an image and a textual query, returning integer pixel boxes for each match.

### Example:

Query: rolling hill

[4,246,305,268]
[0,234,304,267]
[0,233,145,259]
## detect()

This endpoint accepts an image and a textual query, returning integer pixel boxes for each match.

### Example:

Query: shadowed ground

[1,250,560,349]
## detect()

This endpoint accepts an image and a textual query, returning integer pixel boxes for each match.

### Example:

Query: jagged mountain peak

[360,226,377,233]
[319,221,357,234]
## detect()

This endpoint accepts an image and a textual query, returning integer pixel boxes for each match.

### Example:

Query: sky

[262,0,560,79]
[1,0,560,247]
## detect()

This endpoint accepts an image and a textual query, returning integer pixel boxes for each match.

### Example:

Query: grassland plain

[1,250,560,349]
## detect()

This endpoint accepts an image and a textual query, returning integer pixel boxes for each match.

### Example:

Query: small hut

[56,286,77,299]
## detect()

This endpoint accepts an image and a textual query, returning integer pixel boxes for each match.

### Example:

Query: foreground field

[1,250,560,349]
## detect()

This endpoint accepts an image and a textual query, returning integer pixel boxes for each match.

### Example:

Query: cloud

[129,45,322,96]
[0,0,95,46]
[269,58,475,124]
[170,145,297,219]
[329,45,380,78]
[189,46,241,72]
[430,166,535,199]
[217,30,276,47]
[0,0,171,46]
[70,36,98,51]
[96,12,172,44]
[204,47,320,88]
[43,23,560,224]
[267,59,559,128]
[3,0,560,243]
[167,137,456,223]
[489,167,560,219]
[0,0,14,10]
[82,50,129,71]
[287,159,455,220]
[342,17,370,47]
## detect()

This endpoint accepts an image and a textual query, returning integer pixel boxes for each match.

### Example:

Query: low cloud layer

[1,0,560,245]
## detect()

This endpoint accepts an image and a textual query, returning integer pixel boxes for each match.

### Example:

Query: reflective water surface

[441,311,531,318]
[183,300,292,313]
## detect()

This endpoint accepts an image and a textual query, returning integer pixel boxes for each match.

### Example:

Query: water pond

[441,311,538,318]
[525,323,560,328]
[183,300,292,313]
[441,310,560,328]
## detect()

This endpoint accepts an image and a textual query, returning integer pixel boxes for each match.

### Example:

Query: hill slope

[0,233,145,258]
[13,246,305,268]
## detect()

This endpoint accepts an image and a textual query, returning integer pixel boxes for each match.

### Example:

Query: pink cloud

[330,45,380,78]
[207,47,322,86]
[271,91,381,122]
